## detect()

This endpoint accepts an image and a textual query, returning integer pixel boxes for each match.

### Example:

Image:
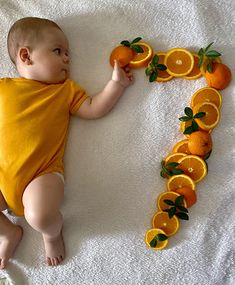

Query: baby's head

[7,17,70,83]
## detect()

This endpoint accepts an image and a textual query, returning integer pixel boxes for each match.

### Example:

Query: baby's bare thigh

[22,173,64,213]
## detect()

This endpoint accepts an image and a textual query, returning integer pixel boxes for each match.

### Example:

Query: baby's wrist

[111,79,126,89]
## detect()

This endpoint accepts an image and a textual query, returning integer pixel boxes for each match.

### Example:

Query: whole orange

[205,62,232,90]
[188,131,213,156]
[109,46,134,68]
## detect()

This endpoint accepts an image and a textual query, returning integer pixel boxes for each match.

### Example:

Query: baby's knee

[24,208,55,229]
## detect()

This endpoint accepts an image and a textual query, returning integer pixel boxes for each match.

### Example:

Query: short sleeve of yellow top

[0,78,89,216]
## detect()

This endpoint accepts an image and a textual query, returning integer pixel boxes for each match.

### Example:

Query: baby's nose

[63,53,70,63]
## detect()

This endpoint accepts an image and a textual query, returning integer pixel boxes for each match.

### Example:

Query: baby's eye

[53,48,61,55]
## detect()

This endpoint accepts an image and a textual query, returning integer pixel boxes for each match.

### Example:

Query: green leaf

[191,119,199,131]
[168,206,176,218]
[121,40,130,47]
[171,168,184,175]
[152,55,159,65]
[145,67,152,76]
[179,116,191,122]
[149,71,157,82]
[194,112,206,118]
[162,168,172,177]
[149,238,157,248]
[183,125,195,135]
[198,54,204,68]
[206,50,221,57]
[176,212,189,220]
[198,48,205,56]
[205,42,214,52]
[160,170,166,178]
[157,64,167,71]
[184,107,193,118]
[131,37,142,44]
[175,195,184,206]
[164,199,175,206]
[177,205,188,213]
[156,233,168,241]
[131,45,144,53]
[207,62,213,73]
[165,162,179,169]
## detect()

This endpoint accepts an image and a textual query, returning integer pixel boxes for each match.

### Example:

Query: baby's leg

[0,192,23,269]
[22,173,64,266]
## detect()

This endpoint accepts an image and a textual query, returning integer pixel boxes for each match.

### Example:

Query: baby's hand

[112,60,134,88]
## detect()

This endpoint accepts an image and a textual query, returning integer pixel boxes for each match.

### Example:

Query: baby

[0,17,133,268]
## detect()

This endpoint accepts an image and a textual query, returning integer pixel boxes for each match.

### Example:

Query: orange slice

[193,102,220,131]
[184,53,202,80]
[164,152,187,164]
[145,228,168,250]
[191,87,222,109]
[157,191,187,211]
[164,48,194,77]
[174,187,197,208]
[129,42,153,68]
[200,56,221,76]
[152,211,179,236]
[109,45,134,67]
[178,155,207,183]
[155,52,174,82]
[172,139,191,154]
[167,174,196,191]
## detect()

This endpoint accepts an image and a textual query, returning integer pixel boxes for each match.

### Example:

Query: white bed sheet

[0,0,235,284]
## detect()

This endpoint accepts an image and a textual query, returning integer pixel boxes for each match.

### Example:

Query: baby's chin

[44,74,70,84]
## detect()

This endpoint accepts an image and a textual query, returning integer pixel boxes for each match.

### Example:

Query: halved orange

[184,53,202,80]
[200,56,221,76]
[191,87,222,109]
[164,48,194,77]
[172,139,191,154]
[174,187,197,208]
[152,211,179,236]
[145,228,168,250]
[155,52,174,82]
[164,152,187,164]
[167,174,196,191]
[178,155,207,183]
[129,42,153,68]
[193,102,220,131]
[157,191,187,211]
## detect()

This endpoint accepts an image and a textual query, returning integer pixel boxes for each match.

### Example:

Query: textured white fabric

[0,0,235,284]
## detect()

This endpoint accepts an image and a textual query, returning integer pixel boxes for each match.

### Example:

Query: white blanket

[0,0,235,284]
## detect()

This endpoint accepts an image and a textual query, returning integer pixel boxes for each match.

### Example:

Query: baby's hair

[7,17,62,64]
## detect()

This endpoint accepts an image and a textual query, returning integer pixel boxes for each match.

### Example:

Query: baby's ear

[18,47,32,65]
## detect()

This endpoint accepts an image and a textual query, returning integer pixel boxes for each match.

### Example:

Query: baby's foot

[43,231,65,266]
[0,225,23,269]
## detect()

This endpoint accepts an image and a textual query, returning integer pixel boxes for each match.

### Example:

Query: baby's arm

[76,60,133,119]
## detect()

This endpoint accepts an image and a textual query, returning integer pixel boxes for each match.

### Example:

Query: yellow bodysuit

[0,78,89,216]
